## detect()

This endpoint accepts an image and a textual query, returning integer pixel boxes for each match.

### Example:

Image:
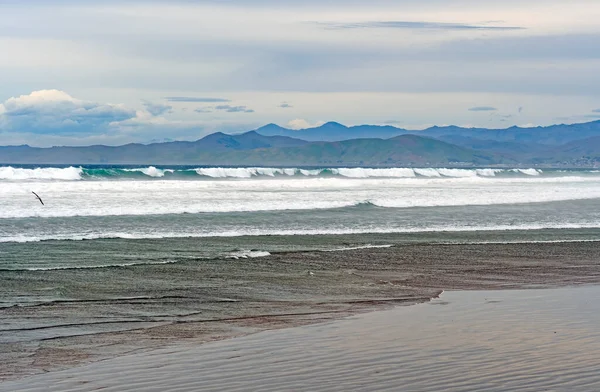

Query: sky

[1,0,600,146]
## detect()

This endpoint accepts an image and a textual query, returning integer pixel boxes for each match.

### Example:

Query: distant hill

[528,136,600,165]
[254,120,600,146]
[435,135,542,156]
[0,131,309,165]
[223,134,501,166]
[420,121,600,145]
[3,120,600,166]
[197,131,308,150]
[255,122,408,141]
[0,132,497,166]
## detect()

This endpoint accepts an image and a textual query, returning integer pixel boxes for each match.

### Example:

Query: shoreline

[3,241,600,382]
[4,285,600,391]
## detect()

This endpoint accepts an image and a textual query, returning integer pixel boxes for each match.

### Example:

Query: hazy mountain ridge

[1,120,600,166]
[0,132,498,166]
[255,120,600,145]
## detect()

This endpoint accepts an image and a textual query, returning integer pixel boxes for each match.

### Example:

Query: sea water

[2,165,600,380]
[2,166,600,244]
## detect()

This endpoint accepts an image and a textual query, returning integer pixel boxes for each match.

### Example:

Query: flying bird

[32,191,44,205]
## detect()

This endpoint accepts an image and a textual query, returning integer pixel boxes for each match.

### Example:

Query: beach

[2,167,600,389]
[2,239,600,387]
[3,284,600,391]
[3,0,600,388]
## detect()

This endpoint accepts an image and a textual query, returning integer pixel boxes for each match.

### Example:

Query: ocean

[2,165,600,379]
[3,165,600,244]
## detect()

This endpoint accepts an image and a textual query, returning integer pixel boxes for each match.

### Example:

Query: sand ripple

[3,285,600,391]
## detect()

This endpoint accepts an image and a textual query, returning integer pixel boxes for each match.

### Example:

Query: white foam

[331,168,416,178]
[299,169,322,176]
[226,250,272,259]
[3,222,600,243]
[125,167,174,178]
[0,166,579,181]
[0,166,83,180]
[476,168,503,177]
[3,173,600,219]
[413,168,442,177]
[325,244,394,252]
[19,260,178,271]
[437,168,478,177]
[194,167,303,178]
[512,168,542,176]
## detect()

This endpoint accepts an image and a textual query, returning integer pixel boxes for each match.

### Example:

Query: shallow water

[4,285,599,391]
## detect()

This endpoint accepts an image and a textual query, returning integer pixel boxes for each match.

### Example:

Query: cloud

[165,97,231,103]
[287,119,325,130]
[0,90,137,135]
[0,90,268,146]
[215,105,254,113]
[319,21,524,31]
[468,106,498,112]
[593,109,600,113]
[142,101,172,116]
[194,107,213,113]
[518,106,524,113]
[279,102,293,108]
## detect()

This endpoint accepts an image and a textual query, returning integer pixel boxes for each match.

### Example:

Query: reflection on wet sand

[4,286,600,391]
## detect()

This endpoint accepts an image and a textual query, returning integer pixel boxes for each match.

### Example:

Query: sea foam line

[0,166,550,181]
[324,244,394,252]
[10,260,179,272]
[3,223,600,244]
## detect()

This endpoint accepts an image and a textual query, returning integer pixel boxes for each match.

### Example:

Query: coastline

[2,240,600,383]
[4,285,600,391]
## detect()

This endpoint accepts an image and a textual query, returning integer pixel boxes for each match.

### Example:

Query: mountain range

[255,120,600,145]
[2,120,600,166]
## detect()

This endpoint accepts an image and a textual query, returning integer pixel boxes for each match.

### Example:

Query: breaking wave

[3,260,179,272]
[3,223,600,244]
[0,166,84,181]
[226,250,272,259]
[0,166,555,181]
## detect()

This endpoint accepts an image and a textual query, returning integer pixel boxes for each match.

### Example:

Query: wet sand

[3,285,600,391]
[2,241,600,383]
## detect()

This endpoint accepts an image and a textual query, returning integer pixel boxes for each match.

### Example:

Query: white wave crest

[327,168,504,178]
[125,166,174,178]
[476,169,503,177]
[299,169,322,176]
[4,224,600,244]
[0,166,557,181]
[20,260,178,271]
[194,167,299,178]
[512,168,542,176]
[325,244,394,252]
[332,168,416,178]
[0,166,83,180]
[226,250,272,259]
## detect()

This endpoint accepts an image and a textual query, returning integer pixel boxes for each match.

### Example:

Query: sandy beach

[3,0,600,389]
[2,240,600,389]
[3,285,600,391]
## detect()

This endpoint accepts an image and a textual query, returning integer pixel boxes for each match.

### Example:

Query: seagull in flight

[32,191,44,205]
